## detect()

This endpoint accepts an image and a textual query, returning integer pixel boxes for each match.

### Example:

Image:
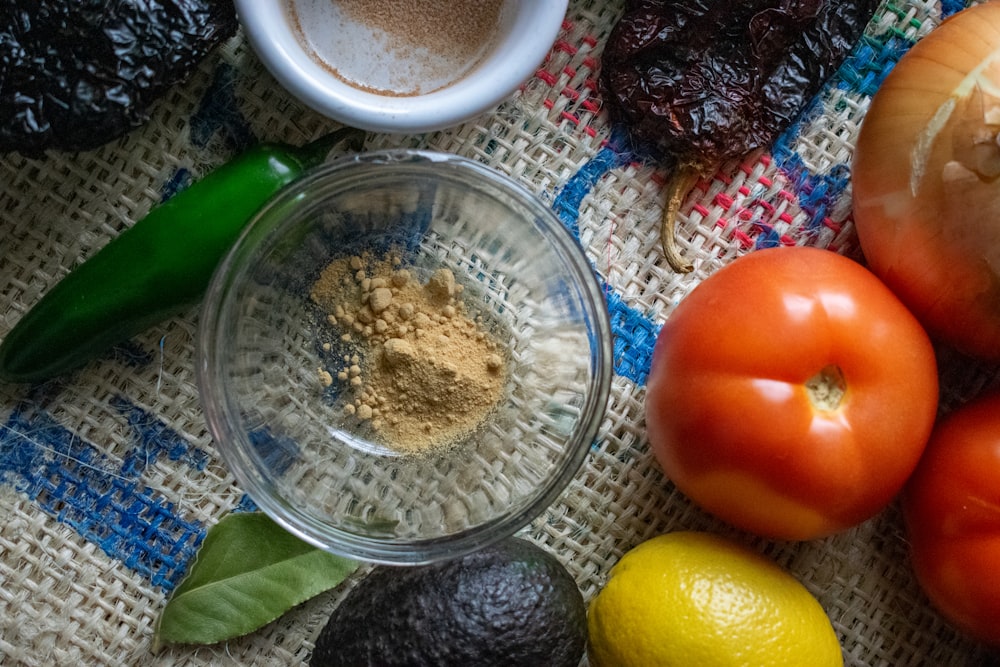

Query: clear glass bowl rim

[196,149,613,564]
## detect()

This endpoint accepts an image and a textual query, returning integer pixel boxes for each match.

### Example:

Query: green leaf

[153,512,358,650]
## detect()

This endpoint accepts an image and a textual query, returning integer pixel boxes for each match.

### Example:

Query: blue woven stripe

[113,395,210,476]
[552,138,627,238]
[553,130,662,386]
[942,0,968,15]
[0,401,206,590]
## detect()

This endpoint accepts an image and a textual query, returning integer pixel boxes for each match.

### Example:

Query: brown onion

[853,2,1000,361]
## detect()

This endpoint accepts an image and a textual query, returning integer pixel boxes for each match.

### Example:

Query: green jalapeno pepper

[0,127,365,383]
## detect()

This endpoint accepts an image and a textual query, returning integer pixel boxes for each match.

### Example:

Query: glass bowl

[197,150,611,564]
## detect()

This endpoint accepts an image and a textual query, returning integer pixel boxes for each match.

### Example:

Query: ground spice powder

[288,0,505,96]
[310,251,508,454]
[337,0,502,63]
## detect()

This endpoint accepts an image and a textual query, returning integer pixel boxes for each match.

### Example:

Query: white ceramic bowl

[235,1,568,133]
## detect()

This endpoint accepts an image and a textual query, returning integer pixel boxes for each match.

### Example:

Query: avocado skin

[310,537,586,667]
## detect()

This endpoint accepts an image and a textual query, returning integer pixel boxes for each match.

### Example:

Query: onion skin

[853,2,1000,361]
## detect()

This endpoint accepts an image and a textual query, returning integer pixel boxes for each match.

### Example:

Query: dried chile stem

[660,168,701,273]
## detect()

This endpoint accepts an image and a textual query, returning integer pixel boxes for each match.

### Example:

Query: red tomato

[902,392,1000,646]
[645,246,939,540]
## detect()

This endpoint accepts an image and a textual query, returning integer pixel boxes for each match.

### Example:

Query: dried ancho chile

[601,0,880,271]
[0,0,238,155]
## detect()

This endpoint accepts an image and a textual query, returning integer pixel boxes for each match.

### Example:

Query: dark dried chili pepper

[601,0,880,271]
[0,0,237,155]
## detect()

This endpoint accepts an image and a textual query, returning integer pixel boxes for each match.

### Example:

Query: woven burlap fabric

[1,0,998,664]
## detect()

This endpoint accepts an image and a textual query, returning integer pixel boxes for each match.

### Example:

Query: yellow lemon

[587,531,842,666]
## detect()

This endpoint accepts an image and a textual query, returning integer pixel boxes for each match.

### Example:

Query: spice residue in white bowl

[287,0,505,96]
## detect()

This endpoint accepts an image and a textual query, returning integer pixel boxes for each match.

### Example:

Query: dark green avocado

[310,537,587,667]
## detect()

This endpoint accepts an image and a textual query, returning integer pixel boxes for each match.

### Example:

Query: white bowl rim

[234,0,569,133]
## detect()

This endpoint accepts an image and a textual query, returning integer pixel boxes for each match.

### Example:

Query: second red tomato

[902,391,1000,646]
[645,246,939,540]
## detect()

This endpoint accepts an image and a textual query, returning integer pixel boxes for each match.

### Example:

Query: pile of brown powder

[310,251,508,454]
[289,0,505,96]
[336,0,503,63]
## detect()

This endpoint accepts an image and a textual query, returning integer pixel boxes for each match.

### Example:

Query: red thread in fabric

[536,69,558,85]
[732,229,754,247]
[822,217,843,233]
[714,193,735,210]
[553,39,578,56]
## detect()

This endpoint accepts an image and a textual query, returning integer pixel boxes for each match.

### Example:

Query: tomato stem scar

[806,365,846,411]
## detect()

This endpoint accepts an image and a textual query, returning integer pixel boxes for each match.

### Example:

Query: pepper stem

[660,167,700,273]
[296,126,367,168]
